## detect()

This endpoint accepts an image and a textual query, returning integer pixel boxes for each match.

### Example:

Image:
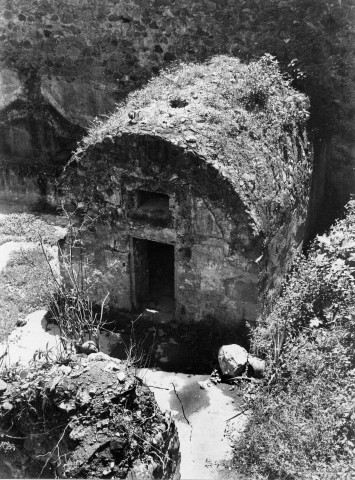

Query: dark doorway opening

[133,238,175,315]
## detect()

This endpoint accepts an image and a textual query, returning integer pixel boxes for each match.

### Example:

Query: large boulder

[218,344,248,377]
[0,355,180,479]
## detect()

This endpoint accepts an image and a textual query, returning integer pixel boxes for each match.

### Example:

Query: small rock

[2,401,13,412]
[218,344,248,377]
[16,318,27,327]
[50,376,62,393]
[152,432,163,446]
[19,369,29,379]
[88,386,97,396]
[157,423,166,432]
[104,362,121,372]
[57,401,76,413]
[79,341,98,355]
[58,365,72,375]
[0,379,8,395]
[69,425,88,441]
[117,371,126,383]
[76,388,91,406]
[88,352,116,362]
[198,380,210,389]
[248,355,266,378]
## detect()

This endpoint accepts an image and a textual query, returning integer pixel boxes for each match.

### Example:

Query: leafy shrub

[44,217,110,353]
[234,201,355,479]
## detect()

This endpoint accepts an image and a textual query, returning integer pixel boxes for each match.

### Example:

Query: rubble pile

[0,353,180,479]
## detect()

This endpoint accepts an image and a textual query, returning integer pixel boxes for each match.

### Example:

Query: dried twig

[38,421,72,476]
[145,385,170,391]
[226,409,250,422]
[229,376,261,383]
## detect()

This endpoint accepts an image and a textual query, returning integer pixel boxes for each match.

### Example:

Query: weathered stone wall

[62,128,309,324]
[0,0,354,230]
[60,50,312,322]
[64,135,260,326]
[262,205,305,312]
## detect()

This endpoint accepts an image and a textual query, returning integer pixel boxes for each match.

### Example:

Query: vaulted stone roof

[68,55,311,237]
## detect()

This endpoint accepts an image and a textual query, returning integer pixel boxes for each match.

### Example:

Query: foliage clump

[234,201,355,479]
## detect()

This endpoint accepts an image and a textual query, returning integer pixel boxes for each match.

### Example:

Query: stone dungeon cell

[61,57,312,327]
[62,134,262,326]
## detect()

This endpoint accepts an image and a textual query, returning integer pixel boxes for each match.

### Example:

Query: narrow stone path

[138,369,247,479]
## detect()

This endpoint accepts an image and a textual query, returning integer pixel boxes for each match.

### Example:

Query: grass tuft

[0,214,62,342]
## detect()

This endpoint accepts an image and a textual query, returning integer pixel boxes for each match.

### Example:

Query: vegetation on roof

[72,55,311,236]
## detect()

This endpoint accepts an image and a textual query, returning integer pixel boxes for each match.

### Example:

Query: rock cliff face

[0,0,354,232]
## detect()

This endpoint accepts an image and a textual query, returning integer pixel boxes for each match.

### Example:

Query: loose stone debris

[0,355,180,479]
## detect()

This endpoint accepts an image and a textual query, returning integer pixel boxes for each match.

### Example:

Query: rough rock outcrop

[0,354,180,479]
